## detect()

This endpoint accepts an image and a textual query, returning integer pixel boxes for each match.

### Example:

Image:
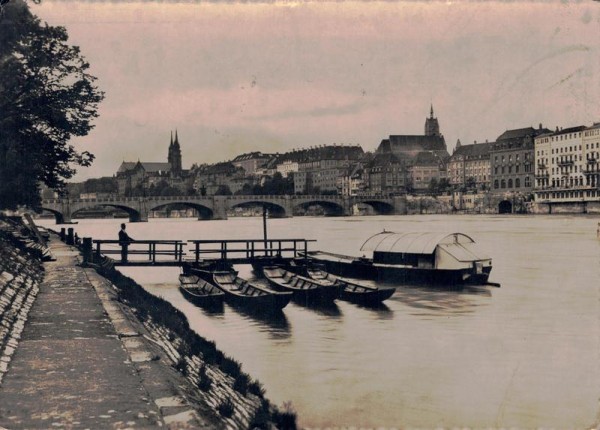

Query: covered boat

[308,231,494,286]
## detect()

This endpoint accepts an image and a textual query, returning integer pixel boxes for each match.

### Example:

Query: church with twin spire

[115,130,187,195]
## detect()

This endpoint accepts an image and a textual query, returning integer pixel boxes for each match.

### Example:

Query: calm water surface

[43,215,600,428]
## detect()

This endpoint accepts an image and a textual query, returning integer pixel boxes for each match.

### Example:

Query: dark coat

[119,229,133,245]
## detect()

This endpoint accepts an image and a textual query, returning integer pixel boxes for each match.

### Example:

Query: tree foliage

[0,0,104,209]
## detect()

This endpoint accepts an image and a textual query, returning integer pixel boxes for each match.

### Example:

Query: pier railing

[188,239,316,262]
[92,240,185,265]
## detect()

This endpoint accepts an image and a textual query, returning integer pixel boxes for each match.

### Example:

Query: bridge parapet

[41,194,407,223]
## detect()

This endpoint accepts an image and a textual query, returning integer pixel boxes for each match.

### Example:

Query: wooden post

[82,237,92,264]
[263,206,268,256]
[60,228,66,241]
[66,227,74,245]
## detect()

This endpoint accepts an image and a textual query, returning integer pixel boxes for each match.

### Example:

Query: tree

[428,178,439,196]
[82,177,118,194]
[215,185,232,196]
[465,177,477,191]
[0,0,104,210]
[437,178,451,194]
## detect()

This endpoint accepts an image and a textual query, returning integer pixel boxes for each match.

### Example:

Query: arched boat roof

[360,231,476,255]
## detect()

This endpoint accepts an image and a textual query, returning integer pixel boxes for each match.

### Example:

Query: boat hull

[185,266,292,312]
[310,254,492,287]
[220,290,292,312]
[262,267,342,306]
[178,286,225,308]
[339,285,396,305]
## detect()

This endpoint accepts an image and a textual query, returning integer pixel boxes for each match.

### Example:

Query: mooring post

[263,206,268,256]
[82,237,92,264]
[66,227,74,245]
[60,227,66,242]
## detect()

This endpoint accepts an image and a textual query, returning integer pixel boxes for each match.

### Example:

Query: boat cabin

[360,232,492,271]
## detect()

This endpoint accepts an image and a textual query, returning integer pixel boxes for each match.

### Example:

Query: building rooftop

[117,161,172,174]
[452,142,492,158]
[231,152,274,162]
[496,126,551,142]
[383,135,447,152]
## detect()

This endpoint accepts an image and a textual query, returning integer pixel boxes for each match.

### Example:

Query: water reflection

[391,284,491,317]
[350,301,394,319]
[228,305,291,337]
[297,300,342,317]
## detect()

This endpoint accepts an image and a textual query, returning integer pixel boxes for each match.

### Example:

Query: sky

[32,0,600,181]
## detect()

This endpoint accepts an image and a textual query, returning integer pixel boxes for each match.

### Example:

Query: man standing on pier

[118,223,134,263]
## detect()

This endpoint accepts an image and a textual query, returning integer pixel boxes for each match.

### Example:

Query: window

[524,176,531,187]
[501,179,506,188]
[515,178,520,188]
[494,180,499,189]
[508,179,513,188]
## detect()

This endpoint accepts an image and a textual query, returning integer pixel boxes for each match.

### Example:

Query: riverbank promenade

[0,237,217,429]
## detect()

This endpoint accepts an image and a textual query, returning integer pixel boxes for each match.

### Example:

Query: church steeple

[424,105,441,137]
[167,129,182,176]
[454,138,461,154]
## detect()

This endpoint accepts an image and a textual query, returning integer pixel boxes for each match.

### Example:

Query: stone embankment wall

[531,201,600,214]
[96,265,297,430]
[0,218,44,384]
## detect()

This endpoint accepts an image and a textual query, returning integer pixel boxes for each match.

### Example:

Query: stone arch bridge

[40,195,407,223]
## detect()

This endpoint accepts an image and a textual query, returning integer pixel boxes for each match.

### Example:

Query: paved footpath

[0,238,218,429]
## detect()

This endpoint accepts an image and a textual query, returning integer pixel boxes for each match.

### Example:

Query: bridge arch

[294,199,346,217]
[40,207,67,224]
[71,204,144,223]
[356,200,395,215]
[148,202,214,220]
[228,200,288,218]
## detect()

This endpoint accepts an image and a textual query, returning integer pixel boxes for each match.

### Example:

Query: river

[39,214,600,428]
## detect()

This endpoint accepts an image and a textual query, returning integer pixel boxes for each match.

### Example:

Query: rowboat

[285,262,395,305]
[178,274,225,308]
[208,270,292,312]
[261,266,342,305]
[303,266,395,305]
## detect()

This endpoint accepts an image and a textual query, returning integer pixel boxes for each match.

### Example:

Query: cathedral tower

[168,130,182,175]
[424,104,441,137]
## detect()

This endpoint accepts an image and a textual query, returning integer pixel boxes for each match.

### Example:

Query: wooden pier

[88,238,315,267]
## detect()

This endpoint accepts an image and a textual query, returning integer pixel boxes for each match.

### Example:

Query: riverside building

[490,125,550,193]
[534,123,600,204]
[448,140,492,190]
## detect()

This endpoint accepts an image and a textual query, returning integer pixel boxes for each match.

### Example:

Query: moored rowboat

[178,274,225,308]
[262,266,342,305]
[301,266,396,305]
[208,270,292,312]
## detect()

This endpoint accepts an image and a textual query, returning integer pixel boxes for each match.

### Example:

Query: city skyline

[33,0,600,180]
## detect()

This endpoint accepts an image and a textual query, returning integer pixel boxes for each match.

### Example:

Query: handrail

[188,238,316,261]
[92,239,185,263]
